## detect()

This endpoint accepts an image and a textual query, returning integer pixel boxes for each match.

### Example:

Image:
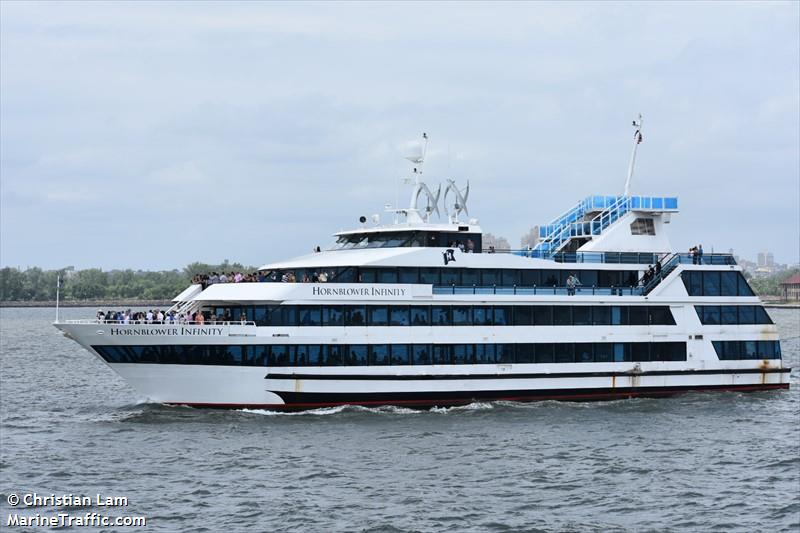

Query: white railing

[60,319,257,326]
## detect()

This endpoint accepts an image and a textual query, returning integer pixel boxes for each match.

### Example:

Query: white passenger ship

[55,130,789,410]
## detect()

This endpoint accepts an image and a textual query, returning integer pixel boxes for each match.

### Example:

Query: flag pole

[55,275,60,323]
[624,113,643,196]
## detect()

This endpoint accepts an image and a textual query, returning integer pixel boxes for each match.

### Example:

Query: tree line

[0,262,255,301]
[0,262,796,301]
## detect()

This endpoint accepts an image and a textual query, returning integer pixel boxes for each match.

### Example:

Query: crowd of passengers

[96,309,248,324]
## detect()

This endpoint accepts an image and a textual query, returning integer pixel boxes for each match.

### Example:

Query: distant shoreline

[0,300,173,308]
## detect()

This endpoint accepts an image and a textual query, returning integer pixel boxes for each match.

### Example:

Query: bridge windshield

[331,231,482,251]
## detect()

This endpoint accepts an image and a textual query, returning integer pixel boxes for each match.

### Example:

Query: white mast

[624,114,643,196]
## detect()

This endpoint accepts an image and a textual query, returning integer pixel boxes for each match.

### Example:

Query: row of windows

[331,231,483,251]
[681,271,754,297]
[694,306,773,325]
[212,305,676,327]
[264,266,641,288]
[711,340,782,360]
[93,342,687,366]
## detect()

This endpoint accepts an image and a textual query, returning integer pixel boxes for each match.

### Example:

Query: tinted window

[440,268,460,286]
[345,306,366,326]
[501,269,520,286]
[325,345,343,365]
[452,306,472,326]
[419,268,440,285]
[535,343,555,363]
[377,268,398,283]
[348,345,368,365]
[322,306,344,326]
[755,306,773,324]
[475,344,495,363]
[737,273,755,296]
[553,306,571,325]
[398,267,419,284]
[575,343,593,362]
[390,306,410,326]
[391,345,411,365]
[410,306,430,326]
[703,271,721,296]
[720,306,738,325]
[496,344,514,363]
[453,344,474,364]
[413,344,431,365]
[738,306,755,324]
[298,306,321,326]
[461,269,480,285]
[431,306,450,326]
[593,306,611,325]
[703,306,720,325]
[520,269,539,286]
[534,306,553,325]
[611,306,628,325]
[720,272,738,296]
[431,345,451,364]
[359,268,377,283]
[594,343,613,362]
[369,306,388,326]
[630,343,650,362]
[627,307,647,325]
[494,306,512,326]
[370,345,390,365]
[474,306,492,326]
[572,307,591,326]
[481,269,499,286]
[554,343,574,363]
[649,306,675,325]
[542,270,559,286]
[514,306,532,326]
[516,343,535,363]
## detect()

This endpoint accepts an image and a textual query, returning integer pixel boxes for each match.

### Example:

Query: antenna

[624,113,643,196]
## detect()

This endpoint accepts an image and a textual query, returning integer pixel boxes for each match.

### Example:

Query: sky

[1,1,798,271]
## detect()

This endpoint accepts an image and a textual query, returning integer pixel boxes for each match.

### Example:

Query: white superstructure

[55,132,789,410]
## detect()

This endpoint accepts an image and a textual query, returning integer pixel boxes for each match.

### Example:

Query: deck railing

[60,319,257,326]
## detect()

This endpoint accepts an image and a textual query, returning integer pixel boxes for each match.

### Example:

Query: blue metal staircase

[533,195,678,258]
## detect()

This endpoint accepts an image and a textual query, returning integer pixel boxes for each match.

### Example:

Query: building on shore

[779,274,800,302]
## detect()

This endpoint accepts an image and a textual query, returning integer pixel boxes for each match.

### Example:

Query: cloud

[1,1,798,269]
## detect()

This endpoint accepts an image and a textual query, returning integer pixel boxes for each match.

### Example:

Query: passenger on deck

[467,239,475,253]
[566,274,581,295]
[655,260,662,277]
[697,244,704,264]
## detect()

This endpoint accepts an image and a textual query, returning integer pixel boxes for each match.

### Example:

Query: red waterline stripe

[168,383,789,410]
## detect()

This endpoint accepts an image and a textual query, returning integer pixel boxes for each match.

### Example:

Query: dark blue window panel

[755,307,773,324]
[630,343,650,362]
[369,306,388,326]
[720,306,738,325]
[322,306,344,326]
[575,343,593,362]
[737,274,755,296]
[325,345,344,366]
[703,306,721,325]
[419,268,440,285]
[431,345,451,364]
[594,343,613,362]
[345,306,366,326]
[703,272,721,296]
[390,306,410,326]
[516,343,535,363]
[496,344,514,363]
[347,345,368,365]
[461,269,480,285]
[452,306,472,326]
[298,306,321,326]
[440,268,460,286]
[431,306,450,326]
[593,306,611,326]
[720,272,738,296]
[553,306,571,326]
[554,344,574,363]
[533,306,553,325]
[481,269,499,286]
[738,306,755,324]
[410,306,430,326]
[572,307,592,326]
[359,268,377,283]
[494,306,512,326]
[514,306,532,326]
[398,267,419,284]
[475,344,496,364]
[535,343,555,363]
[391,345,411,365]
[376,268,398,283]
[472,306,492,326]
[629,306,648,326]
[453,344,474,364]
[412,345,431,365]
[369,345,390,365]
[611,306,628,325]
